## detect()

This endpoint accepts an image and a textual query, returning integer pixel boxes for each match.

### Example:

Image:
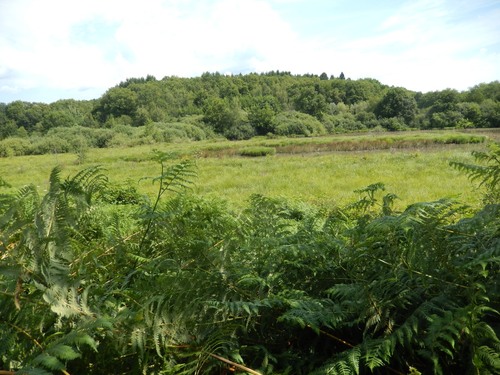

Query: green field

[0,130,496,210]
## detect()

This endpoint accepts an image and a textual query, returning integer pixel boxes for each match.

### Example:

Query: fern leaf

[47,344,81,361]
[32,352,65,371]
[311,347,361,375]
[474,345,500,372]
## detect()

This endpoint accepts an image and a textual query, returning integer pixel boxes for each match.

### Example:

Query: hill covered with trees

[0,72,499,156]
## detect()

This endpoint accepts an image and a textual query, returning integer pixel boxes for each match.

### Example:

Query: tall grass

[0,131,492,210]
[195,148,481,209]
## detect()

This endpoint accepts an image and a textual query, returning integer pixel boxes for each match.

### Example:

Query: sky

[0,0,499,104]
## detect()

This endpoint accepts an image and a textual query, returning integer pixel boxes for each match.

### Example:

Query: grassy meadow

[1,129,497,211]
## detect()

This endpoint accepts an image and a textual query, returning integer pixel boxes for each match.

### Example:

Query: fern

[450,142,500,203]
[0,166,113,374]
[311,347,361,375]
[137,152,197,255]
[1,147,499,374]
[61,165,108,206]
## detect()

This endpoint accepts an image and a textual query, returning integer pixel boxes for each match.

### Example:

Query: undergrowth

[0,143,499,374]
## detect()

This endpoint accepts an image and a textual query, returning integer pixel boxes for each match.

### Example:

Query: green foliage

[238,146,276,157]
[102,182,141,204]
[4,101,48,131]
[450,142,500,203]
[202,97,235,133]
[29,136,72,155]
[1,147,499,374]
[291,83,329,118]
[93,87,139,122]
[375,87,418,125]
[143,121,208,143]
[275,110,326,137]
[1,75,498,150]
[0,136,31,156]
[248,95,280,135]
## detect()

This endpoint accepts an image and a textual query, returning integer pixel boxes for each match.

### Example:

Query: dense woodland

[0,72,500,156]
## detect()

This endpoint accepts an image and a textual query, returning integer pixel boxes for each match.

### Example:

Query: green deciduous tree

[480,99,500,128]
[202,97,249,138]
[291,84,329,119]
[375,87,418,125]
[42,110,77,131]
[202,97,233,133]
[93,87,138,123]
[248,95,280,135]
[5,101,48,132]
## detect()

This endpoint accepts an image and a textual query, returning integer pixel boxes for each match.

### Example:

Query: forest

[0,72,499,157]
[0,72,499,374]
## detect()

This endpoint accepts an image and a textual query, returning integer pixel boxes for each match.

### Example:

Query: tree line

[0,72,499,155]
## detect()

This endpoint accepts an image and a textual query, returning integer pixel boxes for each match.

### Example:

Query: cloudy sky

[1,0,499,103]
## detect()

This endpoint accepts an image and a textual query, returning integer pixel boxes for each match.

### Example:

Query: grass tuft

[239,147,276,157]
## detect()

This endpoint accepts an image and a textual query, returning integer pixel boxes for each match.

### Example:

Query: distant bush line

[0,72,499,156]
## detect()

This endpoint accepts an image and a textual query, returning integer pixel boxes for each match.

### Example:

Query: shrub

[326,113,366,133]
[155,126,186,142]
[379,117,409,131]
[224,122,255,140]
[29,136,71,155]
[102,183,141,204]
[143,122,208,143]
[49,127,116,148]
[93,129,115,148]
[175,122,207,141]
[0,137,31,157]
[274,111,326,137]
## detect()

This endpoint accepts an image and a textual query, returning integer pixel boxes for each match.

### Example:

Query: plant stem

[209,353,262,375]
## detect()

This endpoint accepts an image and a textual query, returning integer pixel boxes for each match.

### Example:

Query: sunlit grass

[194,148,482,210]
[0,131,493,211]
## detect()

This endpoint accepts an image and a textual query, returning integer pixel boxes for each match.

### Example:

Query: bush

[379,117,409,131]
[47,127,116,148]
[142,122,208,143]
[29,136,71,155]
[0,137,31,157]
[436,134,486,144]
[102,183,141,204]
[274,111,326,137]
[179,123,208,141]
[170,122,207,141]
[325,113,366,133]
[224,122,255,140]
[93,129,115,148]
[154,126,186,142]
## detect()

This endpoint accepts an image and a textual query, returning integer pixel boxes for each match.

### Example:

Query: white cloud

[310,0,500,91]
[0,0,305,101]
[0,0,499,102]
